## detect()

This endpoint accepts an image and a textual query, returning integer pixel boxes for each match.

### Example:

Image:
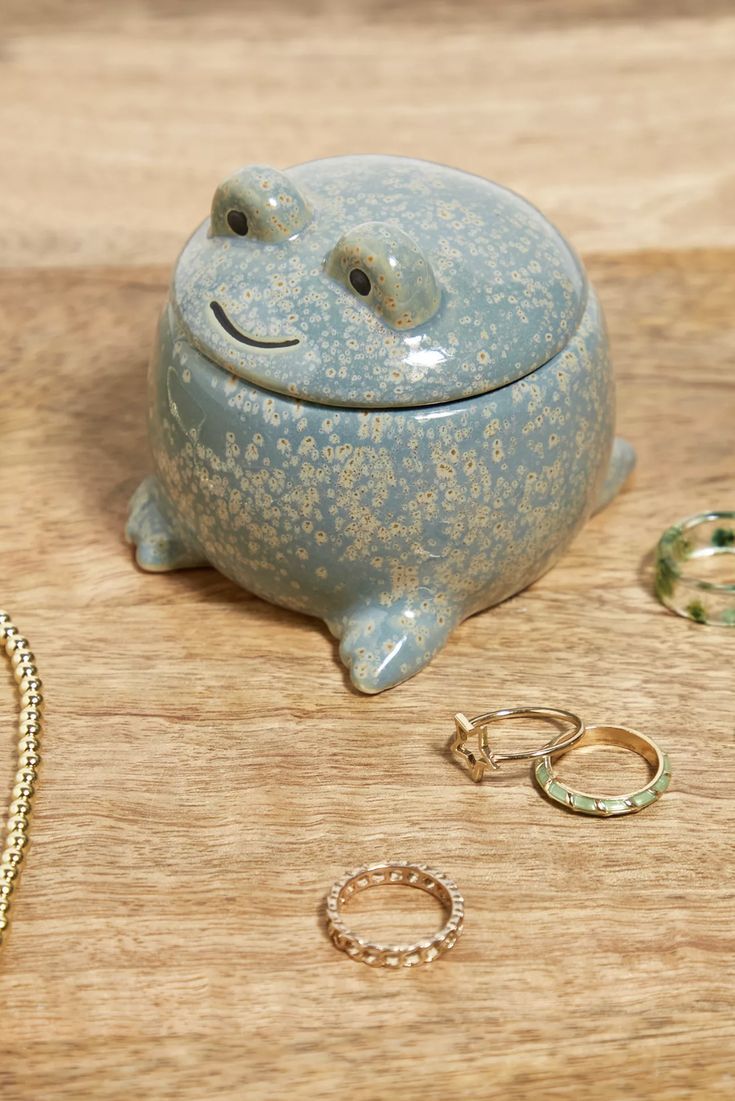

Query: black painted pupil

[227,210,249,236]
[349,268,371,296]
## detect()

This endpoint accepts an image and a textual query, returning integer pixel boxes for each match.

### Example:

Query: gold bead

[0,917,9,933]
[20,707,42,726]
[15,669,39,689]
[15,768,37,787]
[6,816,29,834]
[18,738,40,756]
[0,881,14,899]
[12,783,34,801]
[19,752,41,770]
[20,677,43,696]
[1,624,18,643]
[21,691,43,711]
[15,662,39,683]
[13,660,36,678]
[8,798,32,818]
[11,648,34,668]
[18,722,42,738]
[0,865,19,884]
[1,850,23,868]
[6,832,28,851]
[5,634,28,656]
[0,899,9,916]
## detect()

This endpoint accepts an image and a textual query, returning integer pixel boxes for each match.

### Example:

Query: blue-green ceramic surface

[127,155,634,693]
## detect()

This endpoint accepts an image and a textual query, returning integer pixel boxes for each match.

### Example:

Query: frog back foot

[125,475,209,572]
[327,596,458,694]
[593,436,636,514]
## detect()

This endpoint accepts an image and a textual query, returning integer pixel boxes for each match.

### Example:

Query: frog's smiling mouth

[209,301,300,349]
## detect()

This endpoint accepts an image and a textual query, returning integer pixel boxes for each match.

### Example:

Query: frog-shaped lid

[173,156,587,409]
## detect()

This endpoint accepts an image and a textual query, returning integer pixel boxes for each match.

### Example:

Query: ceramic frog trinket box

[127,155,634,693]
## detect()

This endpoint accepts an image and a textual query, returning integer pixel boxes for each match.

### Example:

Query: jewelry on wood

[326,862,464,968]
[0,612,42,947]
[655,510,735,626]
[535,723,671,817]
[451,706,585,783]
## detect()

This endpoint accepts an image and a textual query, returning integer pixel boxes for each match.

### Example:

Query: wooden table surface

[1,3,734,1099]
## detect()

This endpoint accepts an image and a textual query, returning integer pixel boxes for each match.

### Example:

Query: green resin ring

[655,510,735,626]
[535,724,671,817]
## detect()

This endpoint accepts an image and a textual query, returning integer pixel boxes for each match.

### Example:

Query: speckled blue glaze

[127,155,634,693]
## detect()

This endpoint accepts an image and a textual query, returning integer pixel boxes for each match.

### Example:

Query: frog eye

[349,268,371,296]
[209,165,311,243]
[324,222,440,331]
[226,210,249,236]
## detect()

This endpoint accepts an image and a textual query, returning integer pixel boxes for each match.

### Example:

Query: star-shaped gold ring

[450,707,585,783]
[450,713,499,783]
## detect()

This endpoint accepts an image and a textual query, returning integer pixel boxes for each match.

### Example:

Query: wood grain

[1,0,734,266]
[0,248,734,1099]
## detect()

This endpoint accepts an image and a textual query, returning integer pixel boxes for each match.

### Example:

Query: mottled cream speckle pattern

[127,155,634,692]
[174,156,586,408]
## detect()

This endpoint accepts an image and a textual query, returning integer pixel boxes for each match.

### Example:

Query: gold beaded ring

[451,706,585,782]
[326,862,464,968]
[0,611,43,948]
[534,723,672,817]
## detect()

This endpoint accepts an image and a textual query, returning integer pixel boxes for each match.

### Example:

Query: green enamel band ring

[534,723,672,817]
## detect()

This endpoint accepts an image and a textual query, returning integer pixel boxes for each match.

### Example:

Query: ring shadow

[636,545,658,602]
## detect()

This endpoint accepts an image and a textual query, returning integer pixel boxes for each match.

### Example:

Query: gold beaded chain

[0,611,42,948]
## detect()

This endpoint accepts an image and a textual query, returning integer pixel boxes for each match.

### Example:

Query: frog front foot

[328,596,457,694]
[125,475,208,572]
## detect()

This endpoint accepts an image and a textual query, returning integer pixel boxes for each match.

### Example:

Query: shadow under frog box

[126,155,634,693]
